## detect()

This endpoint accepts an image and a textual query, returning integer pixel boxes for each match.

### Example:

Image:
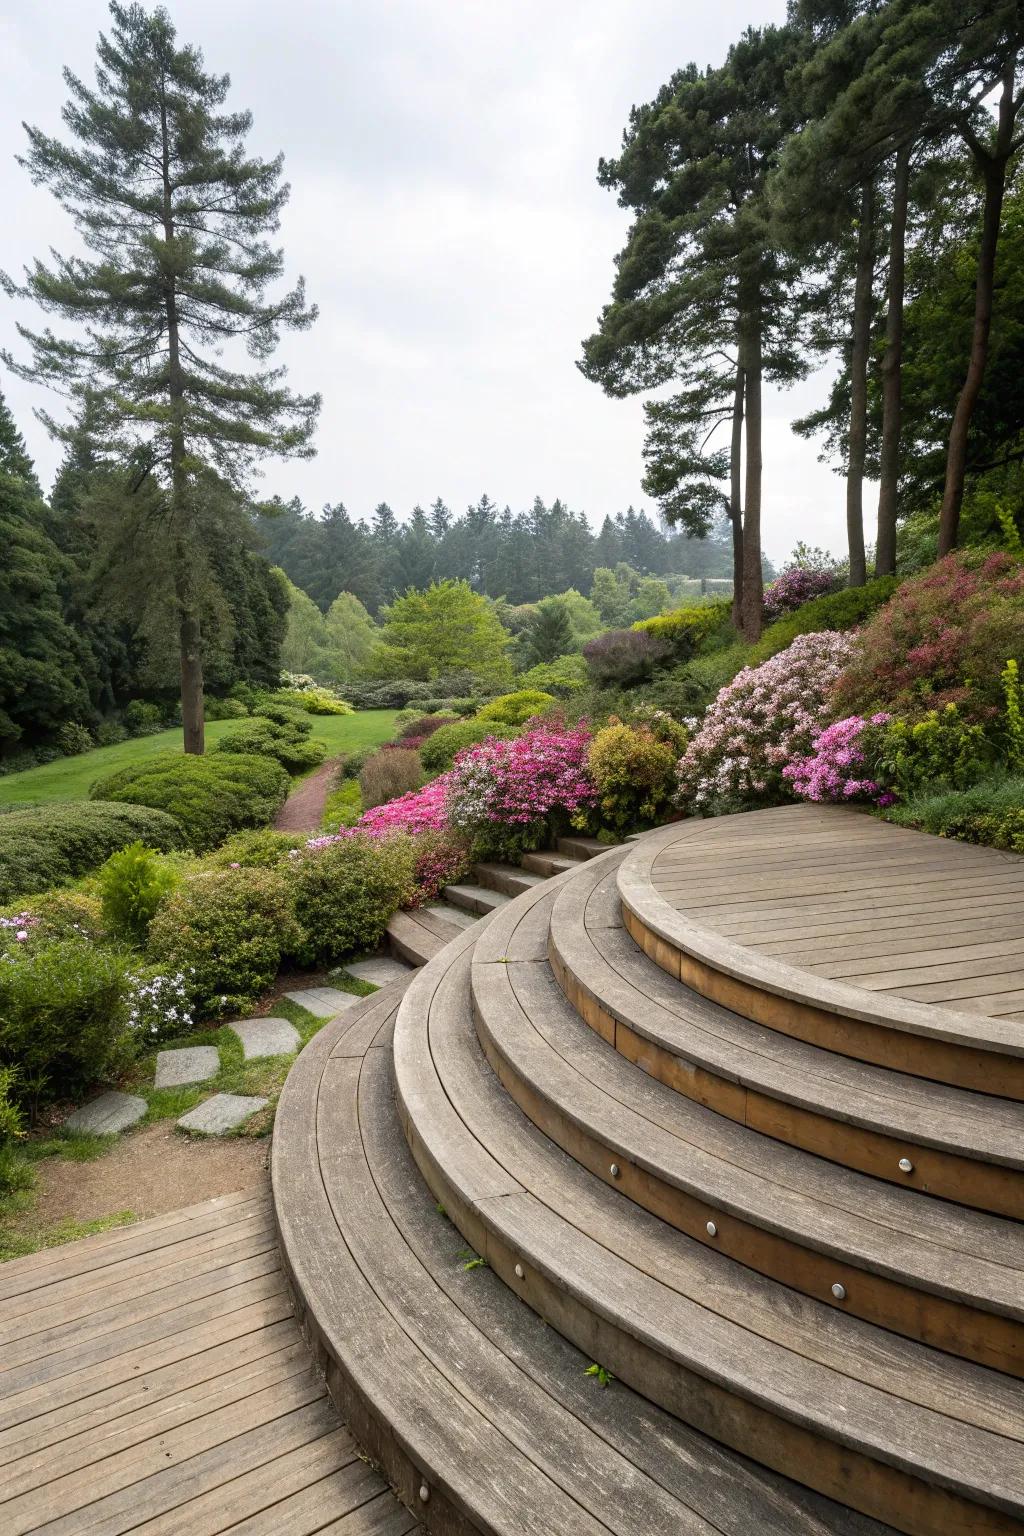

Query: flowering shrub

[833,551,1024,718]
[761,565,839,622]
[676,632,857,813]
[783,715,891,804]
[445,723,596,858]
[357,776,451,837]
[409,830,471,902]
[125,968,196,1043]
[588,723,678,833]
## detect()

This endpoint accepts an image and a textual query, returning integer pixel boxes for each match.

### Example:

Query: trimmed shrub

[252,700,313,732]
[0,936,135,1106]
[588,723,678,834]
[419,720,495,773]
[748,577,898,666]
[90,752,290,852]
[359,747,423,809]
[0,801,183,902]
[583,628,668,687]
[633,600,734,660]
[833,552,1024,718]
[518,655,588,697]
[286,835,415,967]
[273,686,353,715]
[211,718,326,773]
[476,689,556,727]
[204,696,249,721]
[148,867,298,1015]
[676,632,857,814]
[98,842,178,944]
[207,828,305,867]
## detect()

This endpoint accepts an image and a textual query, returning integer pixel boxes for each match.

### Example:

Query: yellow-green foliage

[632,600,733,659]
[1004,658,1024,770]
[588,723,679,834]
[273,687,354,715]
[476,689,556,726]
[876,705,990,798]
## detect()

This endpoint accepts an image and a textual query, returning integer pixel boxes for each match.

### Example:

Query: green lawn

[0,710,399,807]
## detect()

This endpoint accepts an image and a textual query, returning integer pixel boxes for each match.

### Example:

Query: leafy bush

[90,752,290,852]
[273,686,353,715]
[0,1066,26,1198]
[588,723,678,833]
[884,775,1024,852]
[204,696,249,721]
[676,632,857,814]
[124,699,165,735]
[339,679,436,709]
[212,717,326,773]
[253,700,313,731]
[359,747,423,809]
[94,719,129,747]
[148,867,298,1015]
[419,720,497,773]
[873,705,992,798]
[286,835,415,967]
[445,722,597,859]
[748,578,898,666]
[761,565,840,622]
[397,713,458,742]
[518,655,589,697]
[0,801,183,902]
[476,689,556,726]
[57,722,93,756]
[0,936,134,1107]
[583,628,668,687]
[207,828,305,867]
[833,553,1024,717]
[98,842,178,944]
[633,600,733,659]
[409,829,471,901]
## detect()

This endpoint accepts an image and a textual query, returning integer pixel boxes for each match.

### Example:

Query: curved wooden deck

[0,1190,417,1535]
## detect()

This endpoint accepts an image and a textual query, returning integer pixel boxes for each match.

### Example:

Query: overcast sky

[0,0,853,564]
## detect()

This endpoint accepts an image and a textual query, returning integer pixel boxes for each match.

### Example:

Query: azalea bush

[409,830,471,901]
[761,564,839,622]
[833,551,1024,718]
[676,632,857,813]
[445,722,597,859]
[357,776,450,837]
[783,715,891,805]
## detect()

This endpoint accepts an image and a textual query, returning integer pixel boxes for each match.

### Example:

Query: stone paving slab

[228,1016,301,1059]
[177,1094,268,1135]
[154,1045,220,1088]
[65,1091,147,1136]
[341,955,413,987]
[283,987,359,1020]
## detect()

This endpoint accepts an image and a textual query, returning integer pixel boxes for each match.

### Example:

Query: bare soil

[274,756,340,832]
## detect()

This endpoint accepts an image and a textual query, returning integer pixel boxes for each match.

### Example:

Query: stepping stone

[177,1094,268,1135]
[283,987,359,1020]
[154,1045,219,1089]
[65,1091,146,1136]
[341,955,412,987]
[228,1016,301,1059]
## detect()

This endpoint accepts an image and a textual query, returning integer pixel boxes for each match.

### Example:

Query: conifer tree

[2,2,318,751]
[524,598,574,666]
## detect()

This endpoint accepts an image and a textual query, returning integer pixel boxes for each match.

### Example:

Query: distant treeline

[253,495,738,614]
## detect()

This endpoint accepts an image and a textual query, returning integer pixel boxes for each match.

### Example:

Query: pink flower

[15,930,28,942]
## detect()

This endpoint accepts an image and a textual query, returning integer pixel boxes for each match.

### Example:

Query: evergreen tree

[524,598,575,665]
[2,2,318,752]
[0,388,39,489]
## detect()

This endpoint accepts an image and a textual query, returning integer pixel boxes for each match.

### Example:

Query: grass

[0,1210,137,1264]
[0,710,399,808]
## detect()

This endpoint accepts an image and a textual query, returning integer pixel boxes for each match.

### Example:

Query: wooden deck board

[0,1189,416,1535]
[650,808,1024,1023]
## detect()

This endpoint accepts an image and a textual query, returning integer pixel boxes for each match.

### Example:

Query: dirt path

[274,755,340,832]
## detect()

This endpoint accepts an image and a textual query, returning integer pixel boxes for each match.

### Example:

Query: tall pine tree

[2,2,318,751]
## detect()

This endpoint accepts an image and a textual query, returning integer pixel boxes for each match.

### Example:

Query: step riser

[555,837,610,861]
[472,866,539,897]
[442,886,504,916]
[397,1045,1010,1536]
[521,852,575,878]
[472,983,1022,1380]
[622,904,1024,1101]
[549,941,1024,1223]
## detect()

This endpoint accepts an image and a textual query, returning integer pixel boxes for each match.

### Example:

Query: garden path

[274,756,342,833]
[0,1188,417,1535]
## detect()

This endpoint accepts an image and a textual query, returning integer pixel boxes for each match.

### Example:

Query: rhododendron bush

[783,715,892,804]
[761,564,839,622]
[445,722,597,858]
[675,632,856,813]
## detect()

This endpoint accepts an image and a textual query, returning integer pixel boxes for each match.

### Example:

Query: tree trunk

[160,73,205,753]
[938,58,1018,556]
[846,179,874,587]
[739,308,763,643]
[875,141,911,578]
[729,361,745,628]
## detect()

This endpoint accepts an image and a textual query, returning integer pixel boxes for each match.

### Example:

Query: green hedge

[211,718,326,773]
[89,752,290,852]
[420,719,499,773]
[0,801,183,903]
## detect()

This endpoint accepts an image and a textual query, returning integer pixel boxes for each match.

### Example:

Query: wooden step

[521,851,576,878]
[387,907,464,967]
[548,850,1024,1219]
[423,901,476,930]
[618,814,1024,1098]
[472,862,545,897]
[555,835,613,861]
[441,883,511,916]
[393,927,1024,1535]
[273,983,893,1536]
